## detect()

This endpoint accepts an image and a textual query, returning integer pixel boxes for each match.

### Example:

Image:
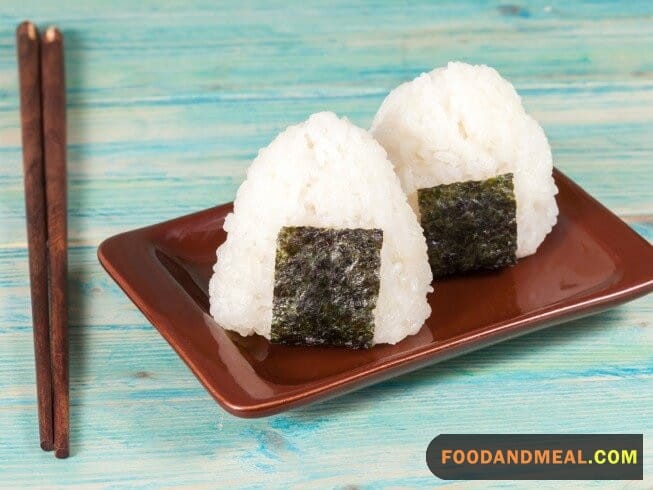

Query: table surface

[1,1,652,487]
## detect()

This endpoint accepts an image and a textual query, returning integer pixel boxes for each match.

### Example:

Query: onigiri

[209,112,433,347]
[371,62,559,277]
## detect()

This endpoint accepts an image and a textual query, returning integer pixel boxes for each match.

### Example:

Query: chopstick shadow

[67,260,91,457]
[62,28,90,457]
[284,307,629,422]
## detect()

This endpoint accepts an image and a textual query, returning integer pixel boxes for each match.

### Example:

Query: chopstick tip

[17,21,38,40]
[41,440,54,451]
[55,448,69,459]
[44,26,62,43]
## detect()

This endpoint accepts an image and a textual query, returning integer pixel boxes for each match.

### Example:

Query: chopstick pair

[16,21,69,459]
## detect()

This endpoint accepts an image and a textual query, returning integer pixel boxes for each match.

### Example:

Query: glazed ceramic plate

[98,169,653,418]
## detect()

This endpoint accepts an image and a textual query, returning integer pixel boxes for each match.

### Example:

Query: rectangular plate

[98,169,653,418]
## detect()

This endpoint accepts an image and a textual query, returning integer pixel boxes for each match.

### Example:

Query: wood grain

[41,26,69,460]
[15,20,54,453]
[0,1,652,487]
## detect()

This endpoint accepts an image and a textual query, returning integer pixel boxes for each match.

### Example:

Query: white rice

[370,61,559,258]
[209,111,433,345]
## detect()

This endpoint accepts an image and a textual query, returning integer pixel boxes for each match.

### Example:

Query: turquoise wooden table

[1,1,651,487]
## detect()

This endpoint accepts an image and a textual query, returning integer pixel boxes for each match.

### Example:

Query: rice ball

[209,112,433,346]
[370,61,558,263]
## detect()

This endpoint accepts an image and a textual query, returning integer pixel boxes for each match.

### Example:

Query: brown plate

[98,169,653,418]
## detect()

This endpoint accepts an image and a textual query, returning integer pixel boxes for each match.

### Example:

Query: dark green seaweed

[271,226,383,349]
[418,173,517,277]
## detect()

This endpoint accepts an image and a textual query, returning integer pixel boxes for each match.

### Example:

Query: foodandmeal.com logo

[426,434,643,480]
[441,446,637,466]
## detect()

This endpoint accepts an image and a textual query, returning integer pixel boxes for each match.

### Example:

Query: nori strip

[418,173,517,277]
[271,226,383,349]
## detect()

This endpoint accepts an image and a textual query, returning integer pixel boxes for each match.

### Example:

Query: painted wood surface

[1,1,652,487]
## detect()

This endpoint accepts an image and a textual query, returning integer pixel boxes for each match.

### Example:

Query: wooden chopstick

[41,26,69,459]
[16,21,55,453]
[16,21,69,458]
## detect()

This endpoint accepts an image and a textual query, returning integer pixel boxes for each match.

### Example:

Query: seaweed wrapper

[271,226,383,349]
[418,173,517,277]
